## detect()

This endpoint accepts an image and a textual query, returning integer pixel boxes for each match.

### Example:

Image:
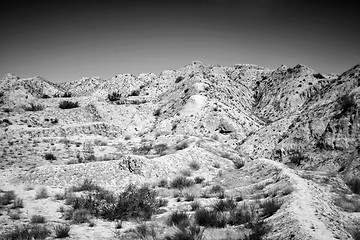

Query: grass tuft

[194,208,227,228]
[54,224,70,238]
[167,211,190,227]
[35,187,49,199]
[170,176,195,189]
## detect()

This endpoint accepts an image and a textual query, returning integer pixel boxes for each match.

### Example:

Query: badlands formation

[0,61,359,240]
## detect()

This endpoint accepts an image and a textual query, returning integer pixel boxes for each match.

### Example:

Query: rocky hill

[0,61,359,240]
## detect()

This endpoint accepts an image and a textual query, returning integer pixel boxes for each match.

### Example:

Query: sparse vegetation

[23,103,45,111]
[133,223,157,240]
[213,162,220,168]
[259,198,282,218]
[184,193,195,202]
[115,221,122,229]
[154,143,168,155]
[35,187,49,199]
[346,177,360,194]
[30,215,46,223]
[233,158,245,169]
[213,198,237,212]
[41,94,51,98]
[3,108,12,113]
[349,229,360,240]
[194,208,227,228]
[165,223,205,240]
[175,141,189,150]
[108,91,122,101]
[337,94,357,115]
[334,194,360,212]
[133,143,153,155]
[245,218,271,240]
[209,185,224,194]
[170,176,195,189]
[189,161,200,170]
[191,201,201,211]
[44,152,56,160]
[0,190,16,206]
[289,152,306,166]
[54,192,66,200]
[194,176,205,184]
[2,224,51,240]
[153,108,161,117]
[111,184,158,220]
[63,92,72,98]
[157,198,168,207]
[167,211,190,227]
[54,224,70,238]
[72,209,90,223]
[158,179,168,188]
[71,179,103,192]
[227,206,254,226]
[175,76,184,83]
[9,212,21,220]
[59,100,79,109]
[235,195,244,202]
[181,169,192,177]
[11,198,24,208]
[68,183,160,221]
[313,73,325,79]
[129,89,140,96]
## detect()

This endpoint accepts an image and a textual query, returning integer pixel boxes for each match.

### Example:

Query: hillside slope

[0,62,359,240]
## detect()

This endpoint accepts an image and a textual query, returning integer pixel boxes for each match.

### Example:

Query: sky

[1,0,359,83]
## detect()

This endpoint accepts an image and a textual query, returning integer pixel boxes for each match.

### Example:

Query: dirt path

[260,158,336,240]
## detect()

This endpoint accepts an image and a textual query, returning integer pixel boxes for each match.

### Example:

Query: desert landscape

[0,61,359,239]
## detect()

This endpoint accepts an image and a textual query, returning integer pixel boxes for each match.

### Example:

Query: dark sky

[1,0,359,83]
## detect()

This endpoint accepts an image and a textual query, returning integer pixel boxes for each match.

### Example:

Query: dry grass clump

[213,198,237,212]
[170,176,195,189]
[59,101,79,109]
[44,152,56,160]
[2,224,51,240]
[54,224,70,238]
[66,183,160,221]
[154,143,168,155]
[72,209,90,224]
[165,223,204,240]
[30,215,46,223]
[35,187,49,199]
[337,94,357,114]
[108,91,122,101]
[158,179,168,188]
[191,201,201,211]
[194,176,205,184]
[70,179,103,192]
[189,161,200,170]
[209,185,224,194]
[167,211,190,227]
[259,198,283,217]
[11,198,24,208]
[194,208,227,228]
[0,190,16,206]
[227,205,254,226]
